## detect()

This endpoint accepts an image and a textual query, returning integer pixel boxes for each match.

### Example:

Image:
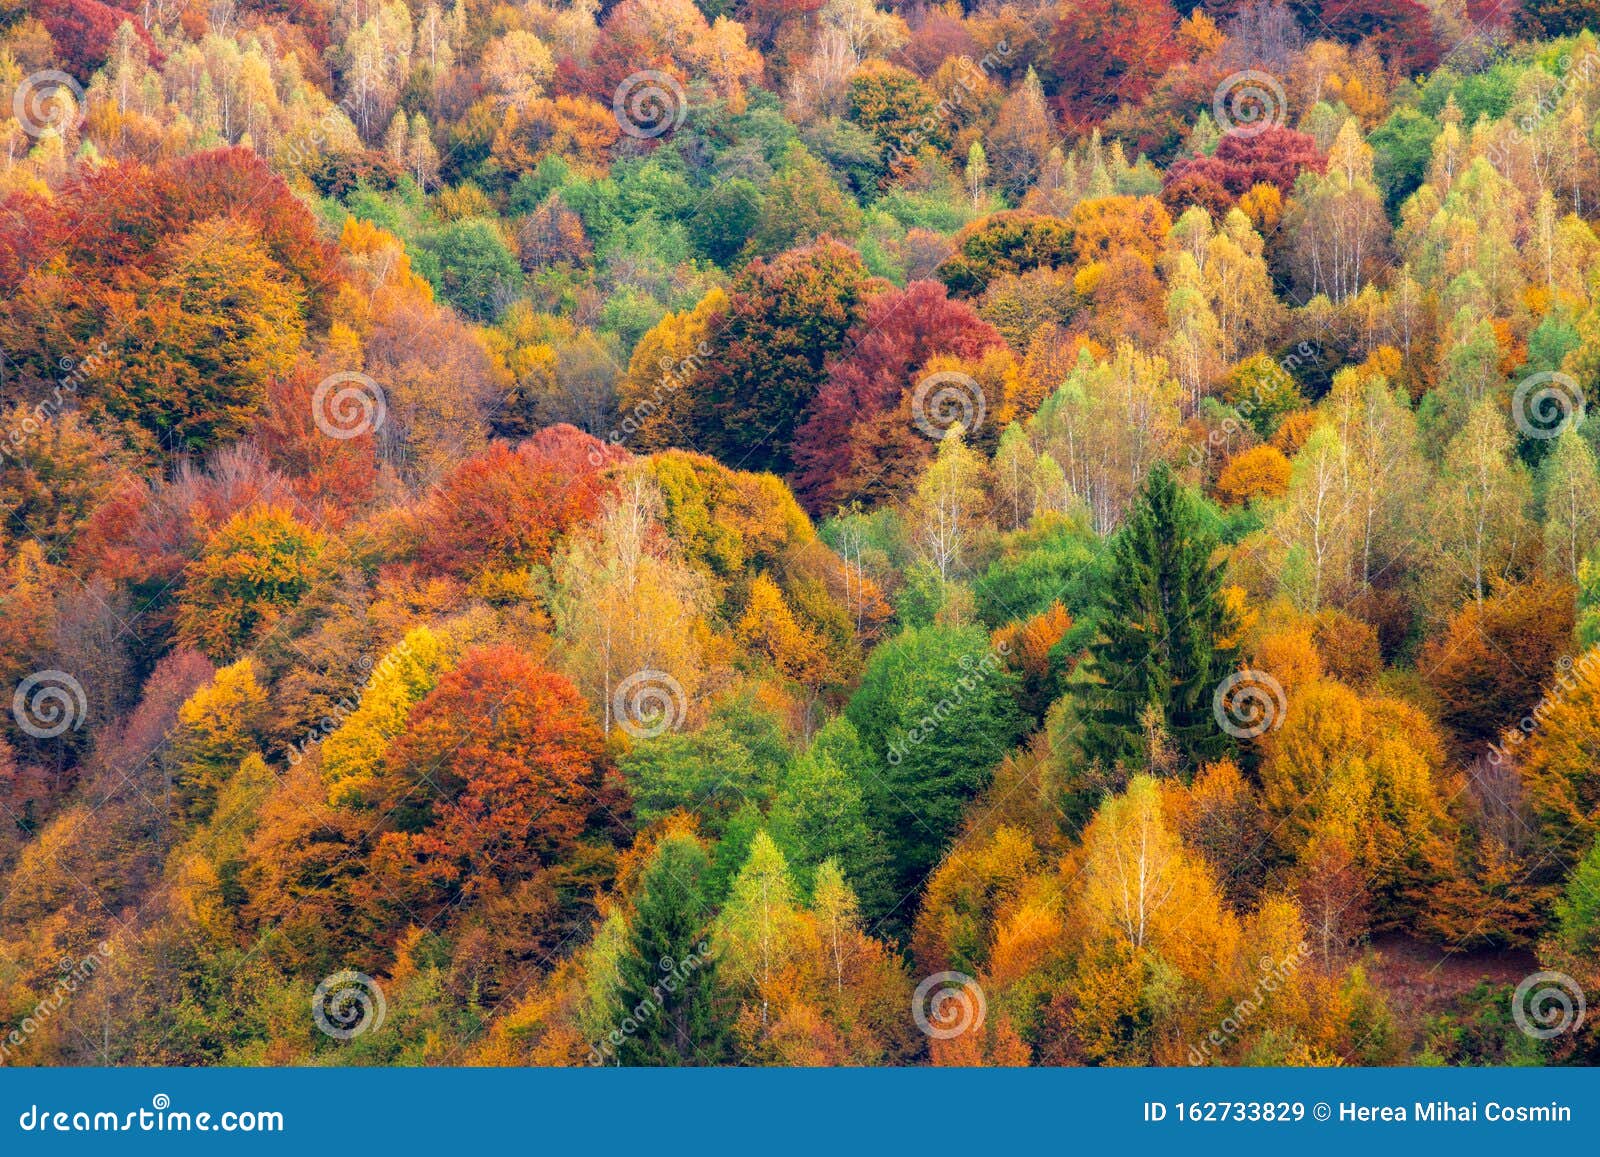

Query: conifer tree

[1079,462,1234,772]
[614,835,725,1066]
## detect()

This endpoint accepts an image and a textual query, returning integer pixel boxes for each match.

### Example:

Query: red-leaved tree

[1046,0,1184,126]
[792,279,1005,512]
[1164,125,1326,199]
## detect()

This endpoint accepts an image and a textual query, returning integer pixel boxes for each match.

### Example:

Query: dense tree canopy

[2,0,1599,1073]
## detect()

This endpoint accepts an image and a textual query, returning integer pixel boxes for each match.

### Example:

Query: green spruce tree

[615,835,726,1066]
[1079,462,1235,774]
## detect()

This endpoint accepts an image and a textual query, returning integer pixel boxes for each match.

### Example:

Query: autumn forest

[0,0,1598,1069]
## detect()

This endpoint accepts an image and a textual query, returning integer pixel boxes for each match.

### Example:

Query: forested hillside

[1,0,1599,1067]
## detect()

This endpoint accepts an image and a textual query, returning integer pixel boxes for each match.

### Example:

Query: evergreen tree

[1079,462,1234,773]
[614,835,726,1066]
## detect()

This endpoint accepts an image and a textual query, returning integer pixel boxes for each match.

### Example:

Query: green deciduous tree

[1555,831,1600,958]
[846,623,1022,908]
[743,149,864,259]
[768,717,893,915]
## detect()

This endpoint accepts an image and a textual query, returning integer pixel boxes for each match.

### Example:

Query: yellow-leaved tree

[319,625,450,807]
